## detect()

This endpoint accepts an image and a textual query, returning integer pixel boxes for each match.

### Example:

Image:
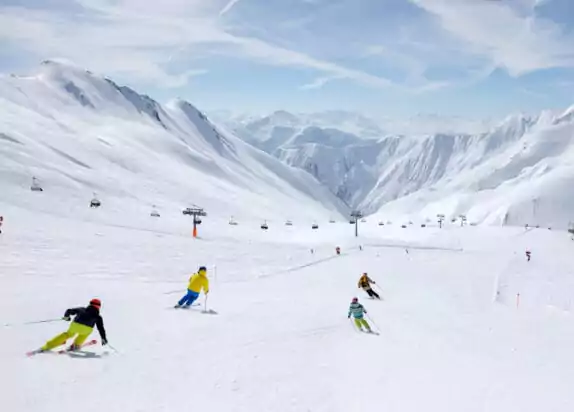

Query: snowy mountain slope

[2,205,574,412]
[225,108,574,228]
[0,61,347,224]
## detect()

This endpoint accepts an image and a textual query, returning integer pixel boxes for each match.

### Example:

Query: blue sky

[0,0,573,120]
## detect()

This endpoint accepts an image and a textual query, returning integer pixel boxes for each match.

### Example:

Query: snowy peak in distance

[0,61,346,223]
[221,106,574,228]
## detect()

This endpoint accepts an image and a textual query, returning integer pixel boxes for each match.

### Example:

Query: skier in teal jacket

[348,297,372,332]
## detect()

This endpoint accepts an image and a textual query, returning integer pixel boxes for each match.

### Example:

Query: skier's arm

[204,278,210,294]
[95,316,108,344]
[63,307,82,319]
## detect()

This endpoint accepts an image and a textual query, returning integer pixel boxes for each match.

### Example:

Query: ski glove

[62,316,71,321]
[101,338,108,346]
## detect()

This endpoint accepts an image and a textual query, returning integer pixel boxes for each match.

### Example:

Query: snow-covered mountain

[0,61,347,224]
[223,109,574,228]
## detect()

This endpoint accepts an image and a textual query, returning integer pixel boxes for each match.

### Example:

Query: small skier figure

[358,272,380,299]
[348,297,372,332]
[336,246,341,255]
[40,298,108,352]
[525,250,531,262]
[175,266,209,308]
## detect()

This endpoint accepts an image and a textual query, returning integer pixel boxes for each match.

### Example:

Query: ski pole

[4,318,63,327]
[365,313,380,331]
[163,290,181,295]
[106,343,121,354]
[204,294,209,312]
[349,318,359,333]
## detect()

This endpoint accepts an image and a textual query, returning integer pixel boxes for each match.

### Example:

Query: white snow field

[2,205,574,412]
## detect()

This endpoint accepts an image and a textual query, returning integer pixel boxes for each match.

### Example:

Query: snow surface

[2,201,574,412]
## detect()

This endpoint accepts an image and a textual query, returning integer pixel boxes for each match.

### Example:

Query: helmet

[352,297,358,303]
[89,298,101,308]
[198,266,207,272]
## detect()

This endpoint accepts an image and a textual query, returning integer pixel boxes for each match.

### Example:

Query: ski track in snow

[2,205,574,412]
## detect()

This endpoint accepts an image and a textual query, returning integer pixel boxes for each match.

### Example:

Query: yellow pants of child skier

[354,318,371,330]
[41,322,93,350]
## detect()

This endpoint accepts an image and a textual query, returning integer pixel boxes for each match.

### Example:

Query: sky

[0,0,573,120]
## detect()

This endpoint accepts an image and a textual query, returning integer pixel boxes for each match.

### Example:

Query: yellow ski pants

[42,322,93,350]
[354,318,371,330]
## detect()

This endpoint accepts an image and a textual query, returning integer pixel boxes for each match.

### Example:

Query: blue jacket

[348,302,366,319]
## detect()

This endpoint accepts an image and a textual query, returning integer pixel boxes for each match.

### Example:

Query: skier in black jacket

[40,298,108,352]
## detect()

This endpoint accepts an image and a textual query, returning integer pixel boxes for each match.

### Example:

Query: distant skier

[336,246,341,255]
[525,250,531,262]
[39,298,108,352]
[348,297,372,332]
[358,272,380,299]
[175,266,209,308]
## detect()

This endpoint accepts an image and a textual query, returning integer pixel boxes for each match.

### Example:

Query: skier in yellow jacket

[175,266,209,308]
[358,273,381,299]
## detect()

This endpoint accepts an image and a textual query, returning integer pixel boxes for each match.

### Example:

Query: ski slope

[2,206,574,412]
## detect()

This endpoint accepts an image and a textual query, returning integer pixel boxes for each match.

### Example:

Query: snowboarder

[39,298,108,352]
[348,297,371,332]
[525,250,531,262]
[358,272,380,299]
[175,266,209,308]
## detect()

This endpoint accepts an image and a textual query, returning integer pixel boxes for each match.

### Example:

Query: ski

[57,339,98,354]
[26,339,98,357]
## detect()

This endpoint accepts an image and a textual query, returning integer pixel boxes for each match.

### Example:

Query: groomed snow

[2,205,574,412]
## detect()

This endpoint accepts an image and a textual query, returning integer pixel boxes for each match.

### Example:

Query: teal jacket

[348,302,366,319]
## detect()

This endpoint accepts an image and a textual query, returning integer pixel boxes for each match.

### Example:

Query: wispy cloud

[407,0,574,76]
[219,0,242,16]
[0,0,572,114]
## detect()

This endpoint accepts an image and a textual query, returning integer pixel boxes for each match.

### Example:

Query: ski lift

[421,224,426,228]
[150,206,160,217]
[194,217,202,225]
[312,223,319,230]
[90,195,101,208]
[329,219,335,223]
[361,218,366,223]
[30,176,43,192]
[261,221,269,230]
[285,220,293,226]
[401,224,407,228]
[378,221,384,226]
[349,219,356,224]
[229,216,238,225]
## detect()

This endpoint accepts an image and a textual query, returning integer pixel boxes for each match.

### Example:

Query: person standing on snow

[40,298,108,352]
[525,250,531,262]
[358,272,380,299]
[175,266,209,308]
[348,297,372,332]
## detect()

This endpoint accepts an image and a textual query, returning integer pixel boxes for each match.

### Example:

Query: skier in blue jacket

[348,297,372,332]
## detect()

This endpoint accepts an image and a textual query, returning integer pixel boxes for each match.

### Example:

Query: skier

[358,272,380,299]
[336,246,341,255]
[175,266,209,308]
[40,298,108,352]
[525,250,531,262]
[348,297,371,332]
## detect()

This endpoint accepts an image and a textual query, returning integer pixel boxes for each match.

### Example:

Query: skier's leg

[360,318,371,331]
[184,291,199,307]
[41,331,71,350]
[177,290,191,306]
[371,290,381,299]
[366,289,375,298]
[70,323,93,347]
[354,318,363,330]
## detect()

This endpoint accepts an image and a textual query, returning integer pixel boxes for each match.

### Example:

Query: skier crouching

[41,298,108,352]
[358,272,380,299]
[175,266,209,308]
[348,297,372,332]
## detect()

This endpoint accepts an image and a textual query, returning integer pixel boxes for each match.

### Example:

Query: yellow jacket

[187,272,209,294]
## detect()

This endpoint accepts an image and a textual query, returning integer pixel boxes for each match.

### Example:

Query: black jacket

[65,305,107,341]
